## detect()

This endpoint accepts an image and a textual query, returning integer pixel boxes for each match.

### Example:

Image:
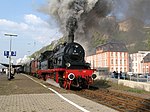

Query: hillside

[112,27,150,53]
[30,20,150,58]
[30,37,66,59]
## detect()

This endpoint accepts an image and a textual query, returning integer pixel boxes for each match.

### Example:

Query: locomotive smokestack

[66,16,78,43]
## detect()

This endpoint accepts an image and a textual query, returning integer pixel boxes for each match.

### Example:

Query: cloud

[24,14,49,27]
[0,14,62,44]
[0,14,63,64]
[16,55,34,64]
[0,19,28,30]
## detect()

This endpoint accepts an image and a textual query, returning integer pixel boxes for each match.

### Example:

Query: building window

[111,52,113,56]
[116,59,118,65]
[120,59,122,65]
[111,59,113,64]
[124,68,126,72]
[120,67,122,72]
[124,60,126,65]
[111,68,113,71]
[132,69,134,73]
[116,67,118,72]
[146,68,149,73]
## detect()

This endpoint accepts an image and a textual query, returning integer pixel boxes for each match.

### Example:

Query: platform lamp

[4,33,17,80]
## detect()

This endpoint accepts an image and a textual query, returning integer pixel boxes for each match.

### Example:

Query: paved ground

[0,94,82,112]
[0,73,52,95]
[0,73,118,112]
[0,93,118,112]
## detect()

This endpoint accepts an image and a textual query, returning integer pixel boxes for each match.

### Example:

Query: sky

[0,0,62,65]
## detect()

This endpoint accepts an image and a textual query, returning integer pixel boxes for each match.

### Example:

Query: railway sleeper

[83,90,150,112]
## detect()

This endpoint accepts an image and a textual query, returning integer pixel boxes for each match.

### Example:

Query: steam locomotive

[22,41,96,89]
[22,17,96,89]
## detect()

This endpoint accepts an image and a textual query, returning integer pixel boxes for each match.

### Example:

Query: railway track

[75,88,150,112]
[44,77,150,112]
[42,76,150,112]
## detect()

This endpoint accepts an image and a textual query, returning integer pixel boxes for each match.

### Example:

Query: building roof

[143,53,150,63]
[96,41,128,52]
[0,63,22,68]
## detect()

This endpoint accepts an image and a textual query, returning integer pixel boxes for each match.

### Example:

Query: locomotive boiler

[53,42,89,69]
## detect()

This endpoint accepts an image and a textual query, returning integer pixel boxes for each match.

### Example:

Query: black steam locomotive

[22,17,96,89]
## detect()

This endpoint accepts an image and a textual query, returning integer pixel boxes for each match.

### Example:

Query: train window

[54,58,58,64]
[58,58,61,64]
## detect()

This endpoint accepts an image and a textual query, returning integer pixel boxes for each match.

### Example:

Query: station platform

[0,73,118,112]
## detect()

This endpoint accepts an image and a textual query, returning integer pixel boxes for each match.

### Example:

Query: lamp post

[4,33,17,80]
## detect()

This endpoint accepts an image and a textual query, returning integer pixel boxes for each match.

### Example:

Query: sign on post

[4,51,16,56]
[4,51,9,56]
[11,51,16,56]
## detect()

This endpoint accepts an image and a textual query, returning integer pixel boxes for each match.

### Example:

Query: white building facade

[130,51,150,74]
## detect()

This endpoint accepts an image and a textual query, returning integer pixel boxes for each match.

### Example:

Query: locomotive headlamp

[75,45,78,48]
[66,63,71,67]
[92,74,97,79]
[68,73,75,80]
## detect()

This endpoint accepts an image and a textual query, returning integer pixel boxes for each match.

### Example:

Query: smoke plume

[39,0,112,54]
[112,0,150,47]
[112,0,150,23]
[38,0,150,54]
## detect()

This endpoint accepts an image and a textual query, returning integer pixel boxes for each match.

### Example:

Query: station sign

[4,51,16,56]
[11,51,16,56]
[4,51,9,56]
